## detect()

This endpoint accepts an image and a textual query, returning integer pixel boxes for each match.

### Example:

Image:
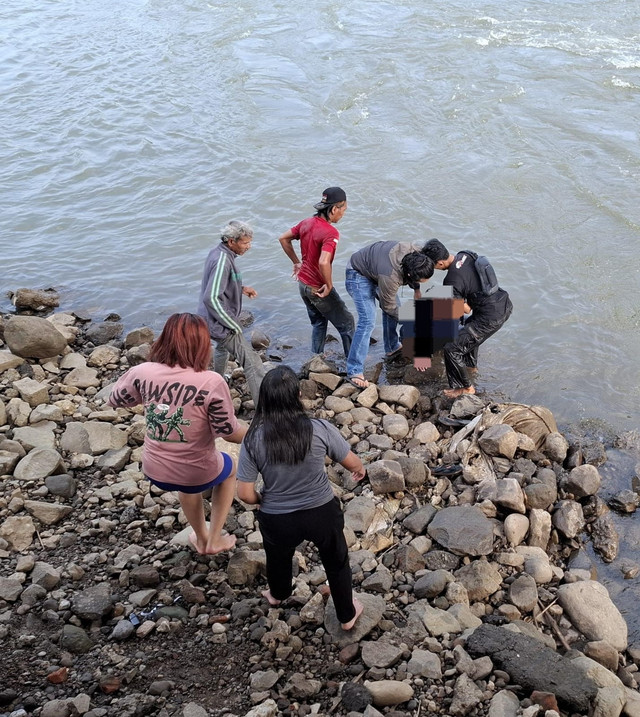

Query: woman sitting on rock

[109,312,245,555]
[237,365,366,631]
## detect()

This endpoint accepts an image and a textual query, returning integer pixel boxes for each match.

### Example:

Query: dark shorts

[145,452,234,494]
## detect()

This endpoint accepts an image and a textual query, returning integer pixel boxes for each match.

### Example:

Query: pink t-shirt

[108,363,239,487]
[291,216,340,289]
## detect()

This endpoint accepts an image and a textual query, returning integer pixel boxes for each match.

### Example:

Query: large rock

[454,560,503,601]
[4,316,68,358]
[13,422,57,450]
[0,350,25,372]
[552,500,585,539]
[363,680,414,707]
[13,448,64,482]
[367,460,405,494]
[324,592,385,648]
[12,288,59,310]
[226,550,266,585]
[361,640,404,668]
[466,624,597,712]
[478,424,518,459]
[24,500,72,525]
[382,414,410,440]
[12,377,49,407]
[0,515,35,550]
[565,464,601,498]
[63,366,100,388]
[72,584,113,621]
[427,505,494,556]
[557,581,628,651]
[60,421,128,455]
[84,321,123,345]
[61,624,93,654]
[344,496,377,533]
[377,385,420,410]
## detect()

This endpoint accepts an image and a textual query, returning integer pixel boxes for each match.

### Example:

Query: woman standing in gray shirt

[237,365,365,630]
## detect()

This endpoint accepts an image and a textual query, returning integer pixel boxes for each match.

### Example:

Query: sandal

[384,347,403,361]
[346,375,370,389]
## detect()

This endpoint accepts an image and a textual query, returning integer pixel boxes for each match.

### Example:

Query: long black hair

[244,365,313,466]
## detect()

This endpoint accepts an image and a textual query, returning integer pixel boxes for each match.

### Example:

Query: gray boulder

[4,316,67,358]
[428,505,494,556]
[557,581,627,651]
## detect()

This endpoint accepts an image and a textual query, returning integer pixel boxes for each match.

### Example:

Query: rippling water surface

[1,0,639,428]
[1,0,640,637]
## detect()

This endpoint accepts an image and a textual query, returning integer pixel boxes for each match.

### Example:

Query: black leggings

[444,299,513,389]
[257,497,355,624]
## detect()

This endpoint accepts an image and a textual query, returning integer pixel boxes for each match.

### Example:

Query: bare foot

[341,597,364,631]
[347,375,370,389]
[262,589,282,607]
[205,533,237,555]
[443,386,476,398]
[189,531,208,555]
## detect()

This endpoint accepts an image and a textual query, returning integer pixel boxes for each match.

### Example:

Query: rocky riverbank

[1,294,640,717]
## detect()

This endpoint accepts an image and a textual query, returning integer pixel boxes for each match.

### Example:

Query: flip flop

[432,464,463,477]
[346,376,370,389]
[384,347,404,362]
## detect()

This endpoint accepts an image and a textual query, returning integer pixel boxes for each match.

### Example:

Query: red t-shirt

[291,216,340,289]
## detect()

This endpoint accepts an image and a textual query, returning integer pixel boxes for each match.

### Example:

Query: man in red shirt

[278,187,354,357]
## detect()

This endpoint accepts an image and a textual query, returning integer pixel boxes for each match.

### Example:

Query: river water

[1,0,640,630]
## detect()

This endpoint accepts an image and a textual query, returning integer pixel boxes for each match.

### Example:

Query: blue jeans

[345,268,402,377]
[298,282,354,357]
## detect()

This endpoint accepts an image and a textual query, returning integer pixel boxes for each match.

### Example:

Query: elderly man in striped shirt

[198,220,265,404]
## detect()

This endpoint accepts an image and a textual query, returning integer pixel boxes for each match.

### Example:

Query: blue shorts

[146,452,234,494]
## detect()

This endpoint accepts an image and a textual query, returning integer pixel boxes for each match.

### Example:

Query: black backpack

[462,251,499,296]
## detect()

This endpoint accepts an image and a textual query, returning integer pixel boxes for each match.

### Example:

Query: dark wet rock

[466,624,597,712]
[124,326,154,348]
[423,550,460,572]
[609,489,640,513]
[72,584,113,621]
[130,565,161,588]
[84,321,124,345]
[524,481,557,510]
[341,682,373,711]
[45,474,77,499]
[61,624,93,654]
[428,505,494,556]
[450,395,485,418]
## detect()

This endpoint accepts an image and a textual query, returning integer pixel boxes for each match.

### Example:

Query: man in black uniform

[423,239,512,398]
